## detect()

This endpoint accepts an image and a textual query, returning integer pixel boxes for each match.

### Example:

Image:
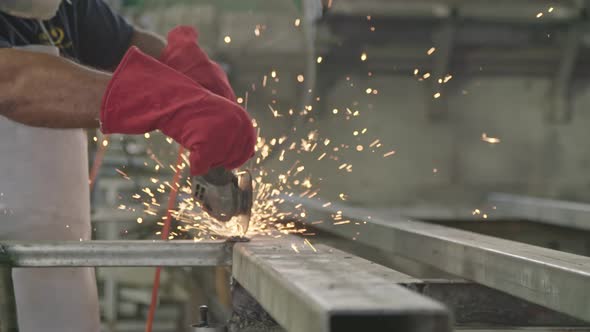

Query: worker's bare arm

[130,27,166,59]
[0,48,110,128]
[0,28,165,129]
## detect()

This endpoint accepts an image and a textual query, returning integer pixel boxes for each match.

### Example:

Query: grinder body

[192,167,253,234]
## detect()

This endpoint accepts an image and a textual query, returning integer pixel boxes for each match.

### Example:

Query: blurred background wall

[103,0,590,210]
[92,1,590,330]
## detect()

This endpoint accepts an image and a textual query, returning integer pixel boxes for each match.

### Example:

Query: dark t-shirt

[0,0,134,69]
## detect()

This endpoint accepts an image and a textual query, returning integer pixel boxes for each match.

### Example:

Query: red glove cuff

[101,47,255,175]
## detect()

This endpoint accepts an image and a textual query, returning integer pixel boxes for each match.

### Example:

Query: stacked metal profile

[3,192,590,331]
[7,136,590,331]
[0,237,450,332]
[278,195,590,332]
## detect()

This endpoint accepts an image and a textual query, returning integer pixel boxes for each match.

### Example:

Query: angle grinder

[192,167,253,235]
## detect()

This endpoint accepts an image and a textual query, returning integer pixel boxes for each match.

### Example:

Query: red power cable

[88,135,186,331]
[89,135,109,190]
[145,147,185,332]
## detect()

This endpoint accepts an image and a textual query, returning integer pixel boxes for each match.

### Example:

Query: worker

[0,1,256,331]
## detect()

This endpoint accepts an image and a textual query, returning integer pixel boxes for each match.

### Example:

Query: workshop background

[88,0,590,331]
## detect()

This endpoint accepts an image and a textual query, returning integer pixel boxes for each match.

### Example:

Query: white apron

[0,45,100,332]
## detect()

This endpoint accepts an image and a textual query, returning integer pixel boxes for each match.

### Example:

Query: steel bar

[487,193,590,231]
[285,197,590,322]
[0,241,232,267]
[0,266,17,332]
[232,235,451,332]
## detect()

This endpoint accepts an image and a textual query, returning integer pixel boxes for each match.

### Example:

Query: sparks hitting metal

[192,167,253,236]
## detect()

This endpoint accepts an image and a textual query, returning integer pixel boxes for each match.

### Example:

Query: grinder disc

[236,170,253,236]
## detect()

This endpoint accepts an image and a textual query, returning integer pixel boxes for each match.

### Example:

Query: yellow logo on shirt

[38,26,72,49]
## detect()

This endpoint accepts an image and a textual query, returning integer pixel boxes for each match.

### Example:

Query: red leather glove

[160,26,236,101]
[100,47,256,176]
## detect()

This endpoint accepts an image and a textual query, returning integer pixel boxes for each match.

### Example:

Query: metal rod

[232,235,451,332]
[0,266,18,332]
[487,192,590,231]
[0,241,233,267]
[286,196,590,322]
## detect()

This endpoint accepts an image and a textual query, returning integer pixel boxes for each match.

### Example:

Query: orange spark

[383,150,396,158]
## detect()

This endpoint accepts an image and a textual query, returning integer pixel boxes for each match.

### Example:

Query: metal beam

[0,241,233,267]
[285,197,590,322]
[232,235,451,332]
[487,193,590,232]
[0,239,451,332]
